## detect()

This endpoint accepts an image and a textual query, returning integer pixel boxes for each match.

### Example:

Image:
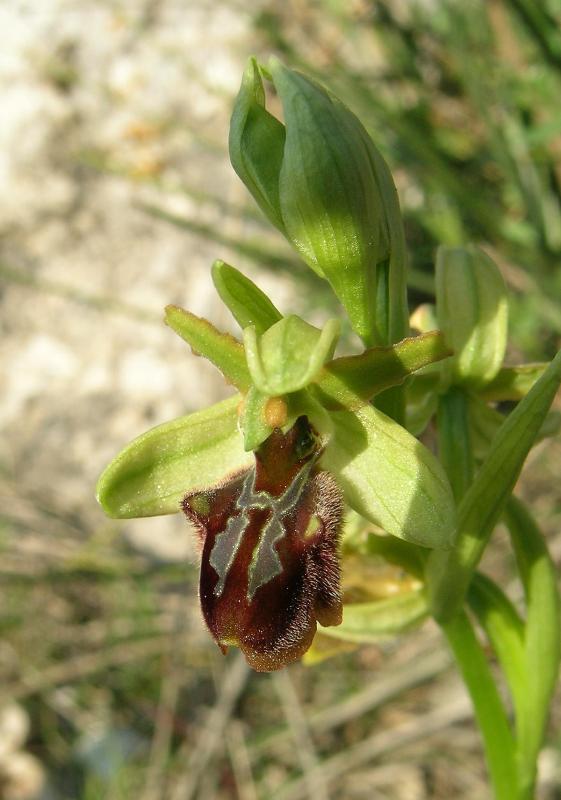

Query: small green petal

[96,395,251,518]
[243,315,340,395]
[165,305,251,391]
[317,331,452,410]
[322,403,456,548]
[211,260,282,334]
[436,245,508,387]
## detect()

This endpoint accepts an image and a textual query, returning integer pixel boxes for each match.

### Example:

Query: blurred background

[1,0,561,798]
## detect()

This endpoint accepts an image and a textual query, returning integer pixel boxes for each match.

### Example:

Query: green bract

[230,57,407,346]
[322,403,456,548]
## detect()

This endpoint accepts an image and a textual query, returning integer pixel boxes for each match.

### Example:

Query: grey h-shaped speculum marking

[209,458,317,600]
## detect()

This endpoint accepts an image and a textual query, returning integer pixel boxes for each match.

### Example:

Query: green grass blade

[505,497,561,798]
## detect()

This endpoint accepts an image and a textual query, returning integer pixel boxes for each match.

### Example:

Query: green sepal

[243,315,340,395]
[316,331,451,410]
[428,348,561,621]
[480,363,549,401]
[228,57,286,232]
[436,245,508,387]
[96,395,251,518]
[165,305,251,391]
[322,402,456,549]
[211,260,282,334]
[319,590,427,644]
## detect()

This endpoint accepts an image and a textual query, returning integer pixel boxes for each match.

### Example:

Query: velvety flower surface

[182,416,343,671]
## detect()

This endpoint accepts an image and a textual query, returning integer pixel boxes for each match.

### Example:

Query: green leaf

[467,573,526,721]
[322,402,456,548]
[96,395,252,518]
[211,260,282,334]
[316,331,452,410]
[436,245,508,387]
[480,363,549,401]
[229,57,286,232]
[506,498,561,797]
[428,348,561,621]
[320,590,428,644]
[243,315,340,395]
[469,395,561,460]
[165,305,251,391]
[442,612,518,800]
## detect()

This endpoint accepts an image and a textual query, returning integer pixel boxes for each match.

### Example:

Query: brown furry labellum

[182,416,343,671]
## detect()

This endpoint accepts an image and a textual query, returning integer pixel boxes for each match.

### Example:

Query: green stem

[442,612,519,799]
[436,386,474,502]
[369,259,405,425]
[428,348,561,622]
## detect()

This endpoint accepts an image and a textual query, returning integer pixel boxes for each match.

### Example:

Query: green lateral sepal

[96,395,251,518]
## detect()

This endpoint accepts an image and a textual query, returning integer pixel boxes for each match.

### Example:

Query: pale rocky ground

[0,0,295,561]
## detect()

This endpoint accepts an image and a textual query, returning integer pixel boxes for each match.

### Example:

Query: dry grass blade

[1,635,179,704]
[170,651,250,800]
[252,643,451,756]
[273,669,330,800]
[225,720,258,800]
[273,694,473,800]
[140,600,184,800]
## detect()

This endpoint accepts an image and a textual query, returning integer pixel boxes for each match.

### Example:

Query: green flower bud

[230,57,408,346]
[435,245,508,388]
